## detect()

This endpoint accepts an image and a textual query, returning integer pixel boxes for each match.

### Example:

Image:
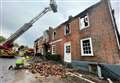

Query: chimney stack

[68,15,73,20]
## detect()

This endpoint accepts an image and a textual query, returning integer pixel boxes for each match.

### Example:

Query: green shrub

[46,53,61,61]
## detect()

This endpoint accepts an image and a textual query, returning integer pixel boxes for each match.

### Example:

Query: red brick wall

[79,0,120,64]
[49,0,120,64]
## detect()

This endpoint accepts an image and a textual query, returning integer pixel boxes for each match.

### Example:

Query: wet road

[0,56,39,83]
[0,57,17,83]
[0,56,92,83]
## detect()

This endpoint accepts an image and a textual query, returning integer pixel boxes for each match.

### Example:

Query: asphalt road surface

[0,56,92,83]
[0,56,39,83]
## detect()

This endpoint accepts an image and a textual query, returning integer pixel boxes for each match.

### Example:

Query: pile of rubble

[29,61,66,78]
[28,62,109,83]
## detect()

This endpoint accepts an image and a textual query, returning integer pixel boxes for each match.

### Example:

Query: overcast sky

[0,0,120,47]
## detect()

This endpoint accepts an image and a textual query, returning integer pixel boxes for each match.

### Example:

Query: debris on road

[29,61,66,78]
[28,61,114,83]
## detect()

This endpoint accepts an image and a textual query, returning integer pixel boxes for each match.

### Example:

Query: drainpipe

[101,0,120,64]
[103,0,120,49]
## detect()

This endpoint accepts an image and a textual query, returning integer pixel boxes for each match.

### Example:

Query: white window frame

[52,45,56,54]
[40,48,43,55]
[64,24,71,36]
[80,37,94,56]
[79,14,90,30]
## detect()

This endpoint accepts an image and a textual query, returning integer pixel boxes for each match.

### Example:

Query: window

[64,24,71,35]
[80,15,90,30]
[40,48,43,55]
[66,46,71,53]
[52,45,56,54]
[81,37,93,56]
[52,31,56,40]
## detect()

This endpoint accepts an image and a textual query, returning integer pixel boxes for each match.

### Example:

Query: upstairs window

[64,24,71,36]
[80,15,90,30]
[52,31,56,40]
[80,37,93,56]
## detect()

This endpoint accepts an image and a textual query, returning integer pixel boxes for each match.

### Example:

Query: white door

[64,42,71,63]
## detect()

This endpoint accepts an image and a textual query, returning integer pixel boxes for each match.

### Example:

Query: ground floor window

[52,45,56,54]
[80,37,93,56]
[40,48,43,55]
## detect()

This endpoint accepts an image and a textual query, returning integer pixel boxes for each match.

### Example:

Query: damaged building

[34,0,120,64]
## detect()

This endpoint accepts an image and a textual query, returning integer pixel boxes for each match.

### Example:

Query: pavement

[0,57,16,83]
[0,56,40,83]
[0,56,109,83]
[0,56,90,83]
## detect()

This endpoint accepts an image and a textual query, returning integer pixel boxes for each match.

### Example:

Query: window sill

[81,54,94,56]
[80,26,90,31]
[64,33,71,36]
[52,53,56,55]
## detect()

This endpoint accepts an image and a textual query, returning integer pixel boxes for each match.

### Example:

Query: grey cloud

[1,0,120,47]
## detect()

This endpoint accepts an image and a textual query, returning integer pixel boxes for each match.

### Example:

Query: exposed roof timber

[54,1,101,29]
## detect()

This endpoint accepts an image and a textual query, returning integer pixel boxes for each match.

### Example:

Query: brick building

[34,36,44,55]
[34,0,120,64]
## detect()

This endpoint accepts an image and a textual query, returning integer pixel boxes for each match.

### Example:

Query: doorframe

[64,42,71,63]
